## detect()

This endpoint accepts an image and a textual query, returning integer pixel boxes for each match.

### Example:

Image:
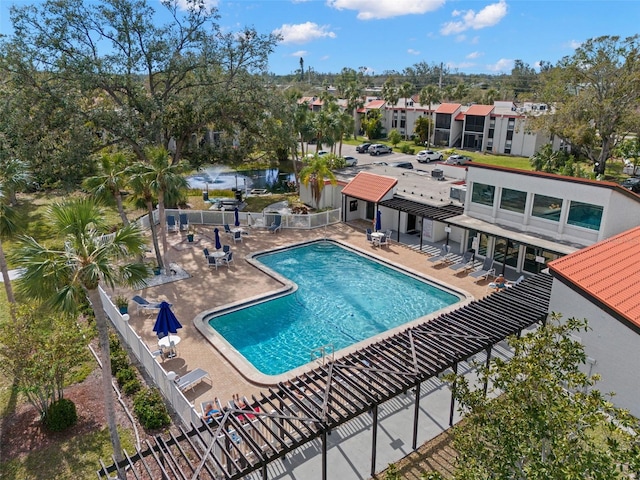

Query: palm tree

[12,197,150,470]
[0,183,19,315]
[0,157,31,206]
[299,157,337,209]
[83,151,132,226]
[399,82,415,140]
[129,147,188,269]
[419,85,441,147]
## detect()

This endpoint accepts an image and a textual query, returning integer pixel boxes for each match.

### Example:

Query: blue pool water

[208,242,460,375]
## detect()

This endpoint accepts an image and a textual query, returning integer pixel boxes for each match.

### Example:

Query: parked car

[389,161,413,169]
[369,144,393,156]
[416,150,443,163]
[305,150,328,159]
[356,143,372,153]
[620,177,640,193]
[444,154,472,165]
[343,156,358,167]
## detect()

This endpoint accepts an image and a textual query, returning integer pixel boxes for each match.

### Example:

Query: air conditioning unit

[432,169,444,181]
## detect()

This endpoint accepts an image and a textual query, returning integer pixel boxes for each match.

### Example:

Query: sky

[1,0,639,76]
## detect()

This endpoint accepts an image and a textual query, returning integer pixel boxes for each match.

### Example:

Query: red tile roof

[465,104,494,116]
[340,172,397,203]
[548,227,640,328]
[455,112,464,121]
[436,103,461,114]
[365,99,386,109]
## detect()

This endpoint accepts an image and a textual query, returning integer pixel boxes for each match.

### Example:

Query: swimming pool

[206,241,462,376]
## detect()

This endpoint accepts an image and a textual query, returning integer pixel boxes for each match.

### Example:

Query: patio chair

[223,251,234,267]
[366,228,373,244]
[203,248,210,258]
[179,213,189,232]
[449,250,475,275]
[174,368,210,392]
[427,244,452,265]
[222,245,230,254]
[132,295,167,315]
[469,257,496,283]
[167,215,178,232]
[223,224,233,237]
[378,234,389,247]
[207,255,224,270]
[268,215,282,233]
[232,230,243,243]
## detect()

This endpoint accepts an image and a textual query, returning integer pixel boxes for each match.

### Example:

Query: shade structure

[214,228,222,250]
[375,210,382,231]
[234,207,240,227]
[152,301,182,339]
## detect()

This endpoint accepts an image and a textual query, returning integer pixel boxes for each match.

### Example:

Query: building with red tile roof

[546,226,640,417]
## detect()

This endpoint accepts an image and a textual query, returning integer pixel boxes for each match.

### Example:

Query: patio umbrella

[214,228,222,250]
[234,207,240,227]
[375,210,382,232]
[152,301,182,339]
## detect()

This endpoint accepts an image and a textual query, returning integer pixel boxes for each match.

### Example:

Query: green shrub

[110,349,130,375]
[122,378,142,396]
[44,398,78,432]
[116,367,136,387]
[134,388,171,430]
[400,144,415,155]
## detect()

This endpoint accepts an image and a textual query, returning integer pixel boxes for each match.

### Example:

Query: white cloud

[291,50,308,57]
[487,58,513,72]
[441,0,507,35]
[273,22,337,45]
[174,0,218,11]
[407,48,421,55]
[568,39,582,49]
[466,51,483,59]
[447,61,475,70]
[327,0,445,20]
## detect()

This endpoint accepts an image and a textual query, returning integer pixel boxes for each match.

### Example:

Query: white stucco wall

[464,168,638,248]
[549,281,640,418]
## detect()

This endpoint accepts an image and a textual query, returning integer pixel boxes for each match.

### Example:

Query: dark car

[356,143,372,153]
[389,161,413,169]
[621,177,640,193]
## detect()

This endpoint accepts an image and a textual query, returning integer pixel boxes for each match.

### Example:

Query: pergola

[98,273,552,480]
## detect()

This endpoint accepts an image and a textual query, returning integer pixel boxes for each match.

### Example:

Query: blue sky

[2,0,639,76]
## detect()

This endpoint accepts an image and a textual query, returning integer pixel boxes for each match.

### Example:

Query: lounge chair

[469,257,496,283]
[427,244,452,265]
[132,295,167,315]
[505,275,526,288]
[179,213,189,232]
[268,215,282,233]
[174,368,210,392]
[167,215,178,232]
[449,250,475,275]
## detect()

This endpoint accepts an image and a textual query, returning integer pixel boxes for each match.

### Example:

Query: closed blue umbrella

[375,210,382,232]
[214,228,222,250]
[152,301,182,339]
[234,207,240,227]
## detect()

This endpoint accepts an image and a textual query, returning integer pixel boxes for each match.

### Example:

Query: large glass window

[523,247,559,274]
[567,201,603,231]
[499,188,526,213]
[531,194,562,222]
[471,183,495,207]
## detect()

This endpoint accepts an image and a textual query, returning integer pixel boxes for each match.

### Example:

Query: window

[506,130,514,141]
[567,201,602,231]
[471,183,495,207]
[499,188,526,213]
[531,194,562,222]
[488,128,494,139]
[507,119,515,130]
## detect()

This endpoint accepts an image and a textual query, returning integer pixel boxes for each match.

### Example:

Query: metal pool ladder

[311,344,334,366]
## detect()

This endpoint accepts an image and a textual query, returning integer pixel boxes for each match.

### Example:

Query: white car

[416,150,443,163]
[305,150,328,159]
[343,156,358,167]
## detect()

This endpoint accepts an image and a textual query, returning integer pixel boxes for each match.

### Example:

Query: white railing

[99,287,201,428]
[134,207,341,231]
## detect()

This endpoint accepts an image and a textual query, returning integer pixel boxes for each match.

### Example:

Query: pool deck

[119,222,494,411]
